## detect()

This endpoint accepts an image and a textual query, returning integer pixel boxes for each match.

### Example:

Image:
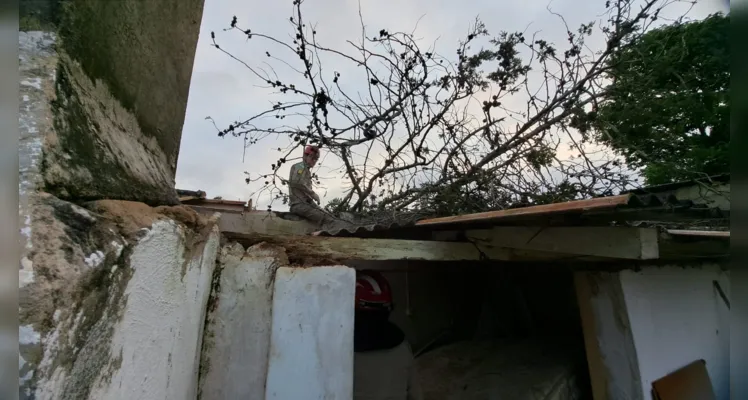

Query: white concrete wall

[30,218,221,400]
[87,220,220,400]
[620,264,730,400]
[198,243,278,399]
[265,266,355,400]
[199,250,359,400]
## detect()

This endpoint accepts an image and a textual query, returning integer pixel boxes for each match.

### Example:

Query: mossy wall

[19,195,221,399]
[40,0,204,206]
[20,0,61,31]
[44,55,181,206]
[58,0,203,173]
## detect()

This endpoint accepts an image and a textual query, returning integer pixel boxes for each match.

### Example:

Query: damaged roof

[177,188,251,212]
[316,176,730,238]
[412,192,722,229]
[623,173,730,195]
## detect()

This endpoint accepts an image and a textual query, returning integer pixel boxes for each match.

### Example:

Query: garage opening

[349,260,592,400]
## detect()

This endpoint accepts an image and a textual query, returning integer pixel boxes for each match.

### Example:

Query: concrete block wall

[19,26,221,397]
[18,1,222,398]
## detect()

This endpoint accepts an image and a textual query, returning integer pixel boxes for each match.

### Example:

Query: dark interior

[351,260,593,400]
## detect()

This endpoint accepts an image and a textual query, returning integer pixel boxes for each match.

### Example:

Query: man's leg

[290,203,349,230]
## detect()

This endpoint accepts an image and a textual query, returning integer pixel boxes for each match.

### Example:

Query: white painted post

[265,266,355,400]
[199,243,279,400]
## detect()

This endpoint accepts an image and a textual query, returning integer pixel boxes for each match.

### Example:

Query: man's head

[303,145,320,167]
[355,270,393,319]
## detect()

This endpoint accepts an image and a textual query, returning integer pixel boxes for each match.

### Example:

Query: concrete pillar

[198,244,281,399]
[265,266,355,400]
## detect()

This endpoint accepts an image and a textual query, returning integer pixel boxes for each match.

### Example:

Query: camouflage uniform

[288,161,349,230]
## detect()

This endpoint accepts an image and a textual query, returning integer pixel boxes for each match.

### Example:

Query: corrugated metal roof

[313,220,417,237]
[315,191,727,237]
[314,211,423,237]
[415,194,634,227]
[624,173,729,195]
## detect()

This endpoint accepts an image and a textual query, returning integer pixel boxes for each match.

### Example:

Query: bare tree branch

[209,0,692,215]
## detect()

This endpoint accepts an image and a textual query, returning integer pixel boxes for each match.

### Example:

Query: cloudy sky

[175,0,727,210]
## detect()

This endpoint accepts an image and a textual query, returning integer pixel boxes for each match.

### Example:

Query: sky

[175,0,727,210]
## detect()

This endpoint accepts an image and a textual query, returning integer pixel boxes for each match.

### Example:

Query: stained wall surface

[19,194,220,400]
[198,244,279,399]
[22,0,205,205]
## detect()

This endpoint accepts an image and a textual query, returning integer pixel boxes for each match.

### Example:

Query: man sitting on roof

[288,145,351,230]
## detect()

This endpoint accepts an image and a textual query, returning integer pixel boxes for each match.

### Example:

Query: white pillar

[199,243,278,399]
[265,266,355,400]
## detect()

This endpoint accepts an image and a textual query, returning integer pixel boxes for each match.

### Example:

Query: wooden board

[651,359,716,400]
[574,272,610,400]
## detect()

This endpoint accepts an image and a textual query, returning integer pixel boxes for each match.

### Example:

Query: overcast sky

[175,0,726,210]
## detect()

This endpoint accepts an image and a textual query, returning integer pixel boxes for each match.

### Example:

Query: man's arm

[301,167,319,203]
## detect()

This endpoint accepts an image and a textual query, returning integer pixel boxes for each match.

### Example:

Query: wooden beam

[223,233,513,262]
[463,226,659,260]
[574,272,610,400]
[574,271,644,400]
[416,194,633,227]
[666,229,729,238]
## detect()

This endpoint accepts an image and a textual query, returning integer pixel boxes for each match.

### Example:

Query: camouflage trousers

[290,202,353,232]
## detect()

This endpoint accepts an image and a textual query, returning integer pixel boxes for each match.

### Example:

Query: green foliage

[577,13,729,184]
[325,196,379,216]
[525,145,555,171]
[324,197,349,213]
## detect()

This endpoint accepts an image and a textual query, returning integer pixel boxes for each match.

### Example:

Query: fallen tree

[210,0,696,214]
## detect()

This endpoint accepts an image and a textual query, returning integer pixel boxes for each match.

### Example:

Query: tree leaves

[590,13,729,184]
